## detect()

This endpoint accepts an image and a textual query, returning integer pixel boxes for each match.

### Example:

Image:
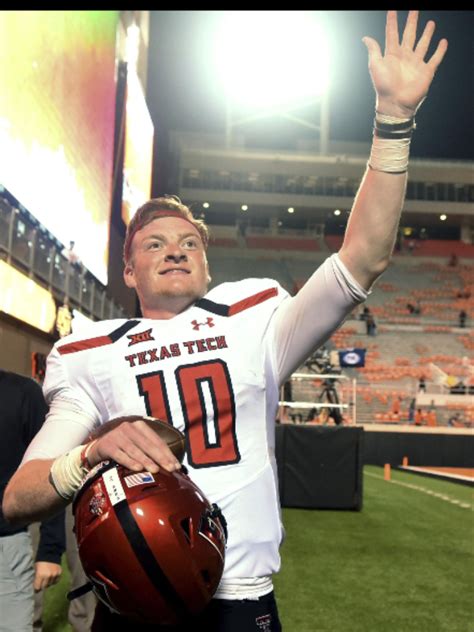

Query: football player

[3,11,447,631]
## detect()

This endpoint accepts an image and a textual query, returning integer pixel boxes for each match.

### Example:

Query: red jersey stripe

[57,321,141,355]
[228,287,278,316]
[58,336,112,355]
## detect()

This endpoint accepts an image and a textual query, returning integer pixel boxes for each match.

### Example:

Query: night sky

[147,10,473,194]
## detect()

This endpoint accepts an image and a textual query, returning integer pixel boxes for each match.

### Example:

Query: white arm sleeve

[21,346,102,464]
[273,253,369,384]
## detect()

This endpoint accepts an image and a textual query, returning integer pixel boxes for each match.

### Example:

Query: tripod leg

[326,387,343,425]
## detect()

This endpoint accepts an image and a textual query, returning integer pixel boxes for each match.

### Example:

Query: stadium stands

[359,259,473,327]
[401,239,474,258]
[329,326,473,426]
[245,234,320,252]
[207,233,473,428]
[208,224,240,248]
[325,234,474,260]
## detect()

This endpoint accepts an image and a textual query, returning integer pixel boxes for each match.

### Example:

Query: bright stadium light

[215,11,330,110]
[214,11,332,152]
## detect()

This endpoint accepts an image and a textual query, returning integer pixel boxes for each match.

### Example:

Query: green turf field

[43,466,473,632]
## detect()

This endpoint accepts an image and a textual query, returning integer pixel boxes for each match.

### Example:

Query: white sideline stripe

[279,401,349,409]
[365,472,473,510]
[403,466,474,483]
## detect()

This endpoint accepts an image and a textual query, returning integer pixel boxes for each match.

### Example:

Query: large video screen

[122,69,154,226]
[0,11,119,284]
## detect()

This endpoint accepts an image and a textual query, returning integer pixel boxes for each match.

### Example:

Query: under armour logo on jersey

[127,329,155,346]
[191,317,215,330]
[256,614,272,631]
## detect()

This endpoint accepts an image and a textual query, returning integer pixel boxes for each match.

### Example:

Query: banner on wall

[338,348,366,368]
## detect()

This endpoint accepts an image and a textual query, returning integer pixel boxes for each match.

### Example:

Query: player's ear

[123,261,136,289]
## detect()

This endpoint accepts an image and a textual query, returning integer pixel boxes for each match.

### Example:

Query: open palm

[363,11,448,117]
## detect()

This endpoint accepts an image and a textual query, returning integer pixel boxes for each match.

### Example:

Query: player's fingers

[89,431,157,472]
[401,10,419,50]
[384,11,400,56]
[426,37,448,73]
[362,37,383,63]
[113,439,166,473]
[34,576,53,591]
[109,446,158,473]
[125,421,181,470]
[414,19,435,59]
[90,421,181,472]
[117,442,178,474]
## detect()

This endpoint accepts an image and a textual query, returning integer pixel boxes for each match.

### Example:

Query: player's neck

[140,296,196,320]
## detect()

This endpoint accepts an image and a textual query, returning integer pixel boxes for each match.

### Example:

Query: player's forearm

[2,459,69,527]
[339,166,407,290]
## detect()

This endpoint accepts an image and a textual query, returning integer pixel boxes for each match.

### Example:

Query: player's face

[123,217,210,316]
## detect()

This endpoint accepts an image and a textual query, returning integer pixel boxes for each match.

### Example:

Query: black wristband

[374,128,414,140]
[374,117,415,132]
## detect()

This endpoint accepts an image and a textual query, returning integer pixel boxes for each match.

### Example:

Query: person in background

[447,413,461,427]
[28,365,96,632]
[31,504,97,632]
[448,253,458,267]
[426,407,437,427]
[366,312,377,336]
[0,369,65,632]
[314,407,336,426]
[61,240,81,265]
[407,238,416,254]
[391,395,401,420]
[414,408,423,426]
[359,305,371,322]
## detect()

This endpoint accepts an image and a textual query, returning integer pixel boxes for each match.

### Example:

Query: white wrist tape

[368,112,414,174]
[368,136,411,173]
[49,442,94,500]
[375,112,414,126]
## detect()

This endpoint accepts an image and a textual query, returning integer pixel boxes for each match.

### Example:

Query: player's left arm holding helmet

[3,376,182,527]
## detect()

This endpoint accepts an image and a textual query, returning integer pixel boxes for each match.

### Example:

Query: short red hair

[123,196,209,264]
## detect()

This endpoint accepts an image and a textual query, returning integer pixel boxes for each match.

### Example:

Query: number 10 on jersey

[137,360,241,468]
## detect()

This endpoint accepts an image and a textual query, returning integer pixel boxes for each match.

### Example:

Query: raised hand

[363,11,448,118]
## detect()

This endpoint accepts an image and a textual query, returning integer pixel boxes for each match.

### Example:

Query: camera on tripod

[305,346,341,377]
[305,347,343,425]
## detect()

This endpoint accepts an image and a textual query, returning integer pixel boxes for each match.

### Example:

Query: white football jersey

[24,254,368,588]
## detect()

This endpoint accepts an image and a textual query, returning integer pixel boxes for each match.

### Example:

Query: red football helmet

[72,461,227,625]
